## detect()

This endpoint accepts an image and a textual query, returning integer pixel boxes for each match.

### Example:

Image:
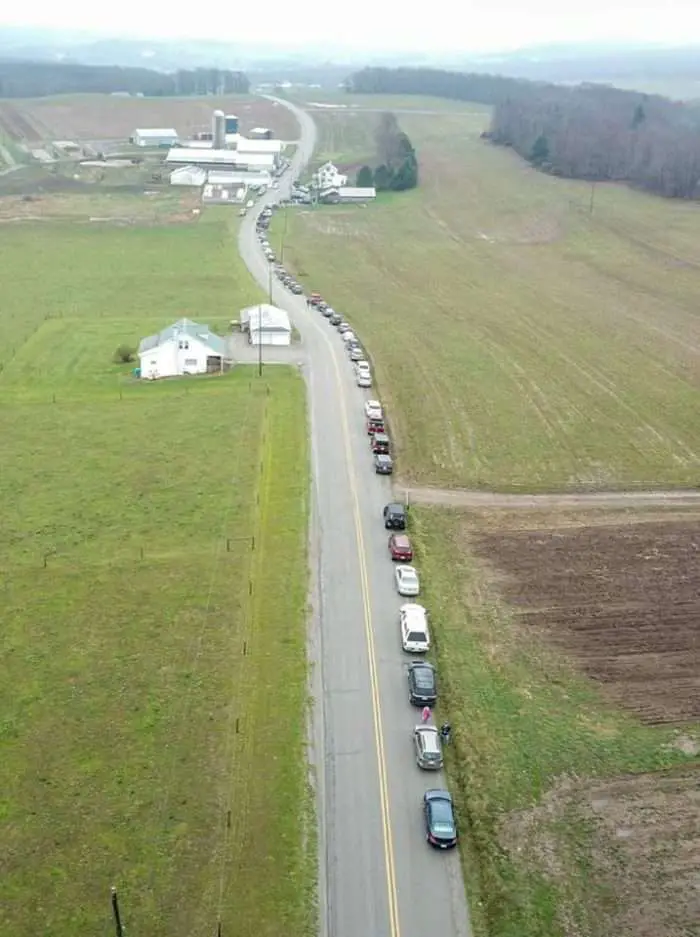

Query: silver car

[413,725,443,770]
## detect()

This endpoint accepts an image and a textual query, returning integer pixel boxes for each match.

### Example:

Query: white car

[341,331,356,344]
[355,361,371,374]
[357,373,372,388]
[395,565,420,596]
[364,400,383,419]
[400,603,430,653]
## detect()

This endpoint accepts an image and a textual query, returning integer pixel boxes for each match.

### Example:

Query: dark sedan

[407,661,437,707]
[374,454,394,475]
[423,790,458,849]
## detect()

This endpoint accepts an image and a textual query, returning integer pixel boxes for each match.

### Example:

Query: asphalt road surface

[238,98,472,937]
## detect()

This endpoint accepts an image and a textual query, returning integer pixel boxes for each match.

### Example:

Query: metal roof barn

[207,170,272,187]
[133,128,179,147]
[236,138,283,155]
[241,304,292,346]
[165,147,240,166]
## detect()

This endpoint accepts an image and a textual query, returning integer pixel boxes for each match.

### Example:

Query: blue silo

[225,114,239,134]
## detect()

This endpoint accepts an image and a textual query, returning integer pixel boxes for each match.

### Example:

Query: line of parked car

[254,208,458,849]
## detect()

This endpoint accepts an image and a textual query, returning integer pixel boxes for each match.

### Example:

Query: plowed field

[473,519,700,725]
[0,95,299,142]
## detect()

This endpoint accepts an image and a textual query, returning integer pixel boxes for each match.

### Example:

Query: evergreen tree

[356,165,374,187]
[530,134,549,165]
[373,164,394,191]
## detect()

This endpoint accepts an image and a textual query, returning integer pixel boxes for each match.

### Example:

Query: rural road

[238,99,472,937]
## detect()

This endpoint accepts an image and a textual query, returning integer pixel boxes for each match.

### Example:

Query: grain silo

[212,110,226,149]
[225,114,239,134]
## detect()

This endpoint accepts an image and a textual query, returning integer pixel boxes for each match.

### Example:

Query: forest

[347,66,700,199]
[0,61,249,98]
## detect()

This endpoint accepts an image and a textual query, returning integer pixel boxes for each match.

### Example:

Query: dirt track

[400,485,700,510]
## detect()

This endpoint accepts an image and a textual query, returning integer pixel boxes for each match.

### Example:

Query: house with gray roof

[138,318,228,380]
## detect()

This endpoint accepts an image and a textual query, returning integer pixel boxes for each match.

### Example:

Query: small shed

[138,318,227,379]
[241,305,292,346]
[133,128,179,147]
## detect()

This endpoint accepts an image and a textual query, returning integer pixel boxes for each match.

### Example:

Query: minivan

[413,725,443,770]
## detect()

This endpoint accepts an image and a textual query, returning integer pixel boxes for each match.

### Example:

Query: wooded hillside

[0,61,249,98]
[347,66,700,200]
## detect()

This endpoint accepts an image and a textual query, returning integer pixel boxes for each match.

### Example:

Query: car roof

[415,726,441,750]
[409,659,435,671]
[376,454,392,462]
[392,533,411,544]
[397,565,417,574]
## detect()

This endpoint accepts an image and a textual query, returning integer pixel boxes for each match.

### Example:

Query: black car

[384,502,407,530]
[291,283,303,295]
[407,661,437,707]
[423,790,458,849]
[330,313,342,325]
[374,454,393,475]
[317,301,328,313]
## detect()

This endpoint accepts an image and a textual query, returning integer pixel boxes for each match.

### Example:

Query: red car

[367,417,385,435]
[388,533,413,562]
[309,291,322,306]
[371,433,391,454]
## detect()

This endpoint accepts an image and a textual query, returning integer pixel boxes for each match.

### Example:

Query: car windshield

[407,631,426,643]
[402,570,417,581]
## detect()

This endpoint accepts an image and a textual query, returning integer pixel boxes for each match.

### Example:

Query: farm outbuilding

[321,186,377,203]
[236,139,283,161]
[170,166,207,187]
[241,305,292,346]
[250,127,274,140]
[165,147,240,168]
[207,170,272,188]
[133,128,179,147]
[138,318,227,379]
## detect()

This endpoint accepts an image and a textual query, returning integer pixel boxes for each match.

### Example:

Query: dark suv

[383,502,407,530]
[407,661,437,706]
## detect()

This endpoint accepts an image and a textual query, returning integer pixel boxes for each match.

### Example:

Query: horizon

[3,4,700,56]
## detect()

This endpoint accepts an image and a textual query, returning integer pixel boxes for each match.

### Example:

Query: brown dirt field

[471,520,700,725]
[3,96,299,142]
[501,766,700,937]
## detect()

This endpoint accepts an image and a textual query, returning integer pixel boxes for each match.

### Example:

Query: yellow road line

[327,342,402,937]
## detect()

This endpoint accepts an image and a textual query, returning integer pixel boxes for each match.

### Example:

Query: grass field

[412,504,700,937]
[0,209,314,937]
[274,107,700,492]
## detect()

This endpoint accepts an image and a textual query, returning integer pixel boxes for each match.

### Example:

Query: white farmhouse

[138,318,227,379]
[314,161,347,190]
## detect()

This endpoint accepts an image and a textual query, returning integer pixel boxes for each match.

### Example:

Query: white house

[241,305,292,346]
[170,166,207,187]
[133,128,179,147]
[314,161,347,190]
[138,318,227,379]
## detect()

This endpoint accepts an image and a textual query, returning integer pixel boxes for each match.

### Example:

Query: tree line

[346,66,541,106]
[355,112,418,192]
[346,66,700,200]
[0,61,249,98]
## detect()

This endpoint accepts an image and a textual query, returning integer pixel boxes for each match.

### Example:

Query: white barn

[241,305,292,346]
[138,318,227,379]
[133,128,179,147]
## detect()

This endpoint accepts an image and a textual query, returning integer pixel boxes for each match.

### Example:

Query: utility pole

[111,887,124,937]
[589,181,596,215]
[258,302,264,379]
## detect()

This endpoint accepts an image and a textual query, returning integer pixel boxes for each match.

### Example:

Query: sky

[2,1,700,54]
